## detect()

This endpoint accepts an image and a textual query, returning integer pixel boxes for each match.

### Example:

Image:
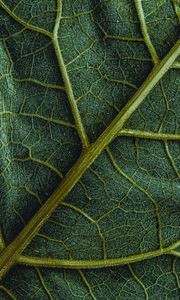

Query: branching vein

[52,0,90,149]
[128,265,148,300]
[106,147,163,249]
[134,0,159,64]
[36,267,53,300]
[0,1,52,38]
[78,270,97,300]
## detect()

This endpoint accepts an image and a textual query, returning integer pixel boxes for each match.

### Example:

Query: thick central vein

[0,37,179,278]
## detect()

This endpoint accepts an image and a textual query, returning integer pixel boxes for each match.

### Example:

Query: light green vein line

[106,147,163,249]
[13,209,25,226]
[37,233,64,245]
[118,56,153,63]
[29,156,63,179]
[105,35,144,42]
[172,61,180,68]
[128,265,148,300]
[95,68,137,89]
[17,240,180,269]
[23,186,42,205]
[95,21,144,42]
[65,40,96,67]
[78,270,97,300]
[61,202,107,259]
[119,129,180,140]
[105,77,137,90]
[35,267,53,300]
[61,10,93,20]
[14,78,66,91]
[173,0,180,23]
[35,233,72,254]
[0,40,179,279]
[23,112,75,128]
[134,0,159,64]
[0,285,17,300]
[172,258,180,289]
[0,1,52,38]
[164,141,180,178]
[171,250,180,257]
[0,27,27,41]
[0,111,75,129]
[52,0,90,148]
[17,40,53,60]
[61,202,95,223]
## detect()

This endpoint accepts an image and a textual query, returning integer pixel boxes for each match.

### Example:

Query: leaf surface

[0,0,180,299]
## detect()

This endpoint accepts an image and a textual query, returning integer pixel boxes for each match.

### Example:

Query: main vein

[0,39,179,279]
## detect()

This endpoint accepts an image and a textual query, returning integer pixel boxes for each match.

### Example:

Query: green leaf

[0,0,179,299]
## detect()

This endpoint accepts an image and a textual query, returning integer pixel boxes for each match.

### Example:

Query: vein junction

[0,0,89,149]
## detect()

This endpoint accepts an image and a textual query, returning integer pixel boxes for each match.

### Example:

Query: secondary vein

[52,0,90,149]
[106,147,163,249]
[119,129,180,140]
[134,0,159,64]
[0,0,52,38]
[0,0,89,148]
[1,202,180,271]
[17,240,180,269]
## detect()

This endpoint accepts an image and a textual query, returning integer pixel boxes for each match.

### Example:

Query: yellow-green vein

[119,129,180,141]
[128,265,148,300]
[0,285,17,300]
[106,147,163,249]
[52,0,89,149]
[134,0,159,64]
[78,270,97,300]
[17,240,180,269]
[0,1,52,38]
[36,267,53,300]
[164,141,180,178]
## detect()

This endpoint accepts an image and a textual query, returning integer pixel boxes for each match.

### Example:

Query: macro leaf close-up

[0,0,180,299]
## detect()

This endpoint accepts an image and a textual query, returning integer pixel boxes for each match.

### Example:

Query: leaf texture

[0,0,180,299]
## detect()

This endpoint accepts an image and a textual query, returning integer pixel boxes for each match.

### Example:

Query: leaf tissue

[0,0,180,299]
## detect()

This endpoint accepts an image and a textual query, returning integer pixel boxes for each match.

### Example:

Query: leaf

[0,0,179,299]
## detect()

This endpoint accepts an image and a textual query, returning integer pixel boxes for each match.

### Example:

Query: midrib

[0,39,179,278]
